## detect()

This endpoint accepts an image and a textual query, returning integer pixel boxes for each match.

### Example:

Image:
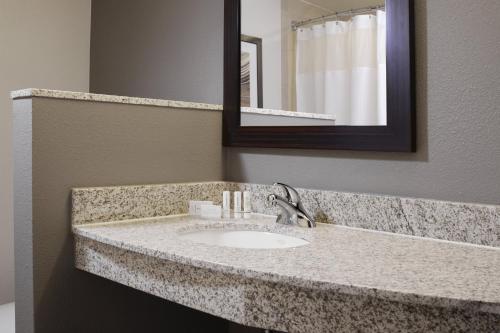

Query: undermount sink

[178,229,309,249]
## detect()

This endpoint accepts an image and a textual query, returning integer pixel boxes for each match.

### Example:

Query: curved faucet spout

[274,183,301,205]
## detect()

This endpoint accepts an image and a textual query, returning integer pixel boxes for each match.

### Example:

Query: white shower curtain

[296,11,386,125]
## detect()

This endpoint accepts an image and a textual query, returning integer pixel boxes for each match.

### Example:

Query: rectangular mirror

[241,0,386,127]
[224,0,415,151]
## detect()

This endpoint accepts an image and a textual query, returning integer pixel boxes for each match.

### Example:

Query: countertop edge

[11,89,335,120]
[72,222,500,315]
[10,88,223,111]
[241,107,336,120]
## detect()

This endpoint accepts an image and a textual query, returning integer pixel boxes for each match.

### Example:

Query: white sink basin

[178,229,309,249]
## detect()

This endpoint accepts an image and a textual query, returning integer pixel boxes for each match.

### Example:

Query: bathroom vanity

[11,87,500,332]
[71,182,500,333]
[9,0,500,333]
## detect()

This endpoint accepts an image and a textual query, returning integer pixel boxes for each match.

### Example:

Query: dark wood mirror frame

[223,0,415,152]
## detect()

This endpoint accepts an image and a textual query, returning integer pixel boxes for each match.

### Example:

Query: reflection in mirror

[240,0,386,127]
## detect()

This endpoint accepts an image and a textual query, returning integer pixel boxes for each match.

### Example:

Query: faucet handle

[273,183,301,205]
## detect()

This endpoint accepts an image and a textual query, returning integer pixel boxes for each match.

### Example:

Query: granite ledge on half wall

[10,88,223,111]
[10,88,334,121]
[72,181,500,248]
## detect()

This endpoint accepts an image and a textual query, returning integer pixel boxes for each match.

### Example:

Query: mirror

[224,0,415,151]
[241,0,386,127]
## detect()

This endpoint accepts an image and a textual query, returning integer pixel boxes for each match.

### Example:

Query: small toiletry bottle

[234,191,242,216]
[243,191,252,219]
[222,191,231,218]
[243,191,251,213]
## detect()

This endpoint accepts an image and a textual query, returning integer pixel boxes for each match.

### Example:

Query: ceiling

[296,0,384,14]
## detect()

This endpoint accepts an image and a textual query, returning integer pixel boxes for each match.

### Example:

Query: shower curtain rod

[291,4,385,31]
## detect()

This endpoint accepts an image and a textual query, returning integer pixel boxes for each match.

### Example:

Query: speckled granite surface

[74,215,500,332]
[232,183,500,247]
[241,107,336,120]
[11,89,333,120]
[72,182,228,225]
[11,88,222,111]
[73,182,500,247]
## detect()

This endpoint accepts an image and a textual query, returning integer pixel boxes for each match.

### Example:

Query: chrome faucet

[267,183,316,228]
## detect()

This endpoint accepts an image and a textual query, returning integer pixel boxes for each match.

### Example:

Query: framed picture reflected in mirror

[240,35,263,108]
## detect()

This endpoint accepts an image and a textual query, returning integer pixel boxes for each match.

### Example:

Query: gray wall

[90,0,224,104]
[13,97,226,333]
[0,0,91,305]
[227,0,500,204]
[90,0,500,205]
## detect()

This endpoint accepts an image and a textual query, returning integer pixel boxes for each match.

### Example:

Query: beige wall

[13,98,226,333]
[0,0,91,305]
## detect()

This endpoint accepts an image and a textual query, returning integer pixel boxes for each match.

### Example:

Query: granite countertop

[241,107,336,120]
[73,214,500,315]
[10,88,222,111]
[11,88,334,120]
